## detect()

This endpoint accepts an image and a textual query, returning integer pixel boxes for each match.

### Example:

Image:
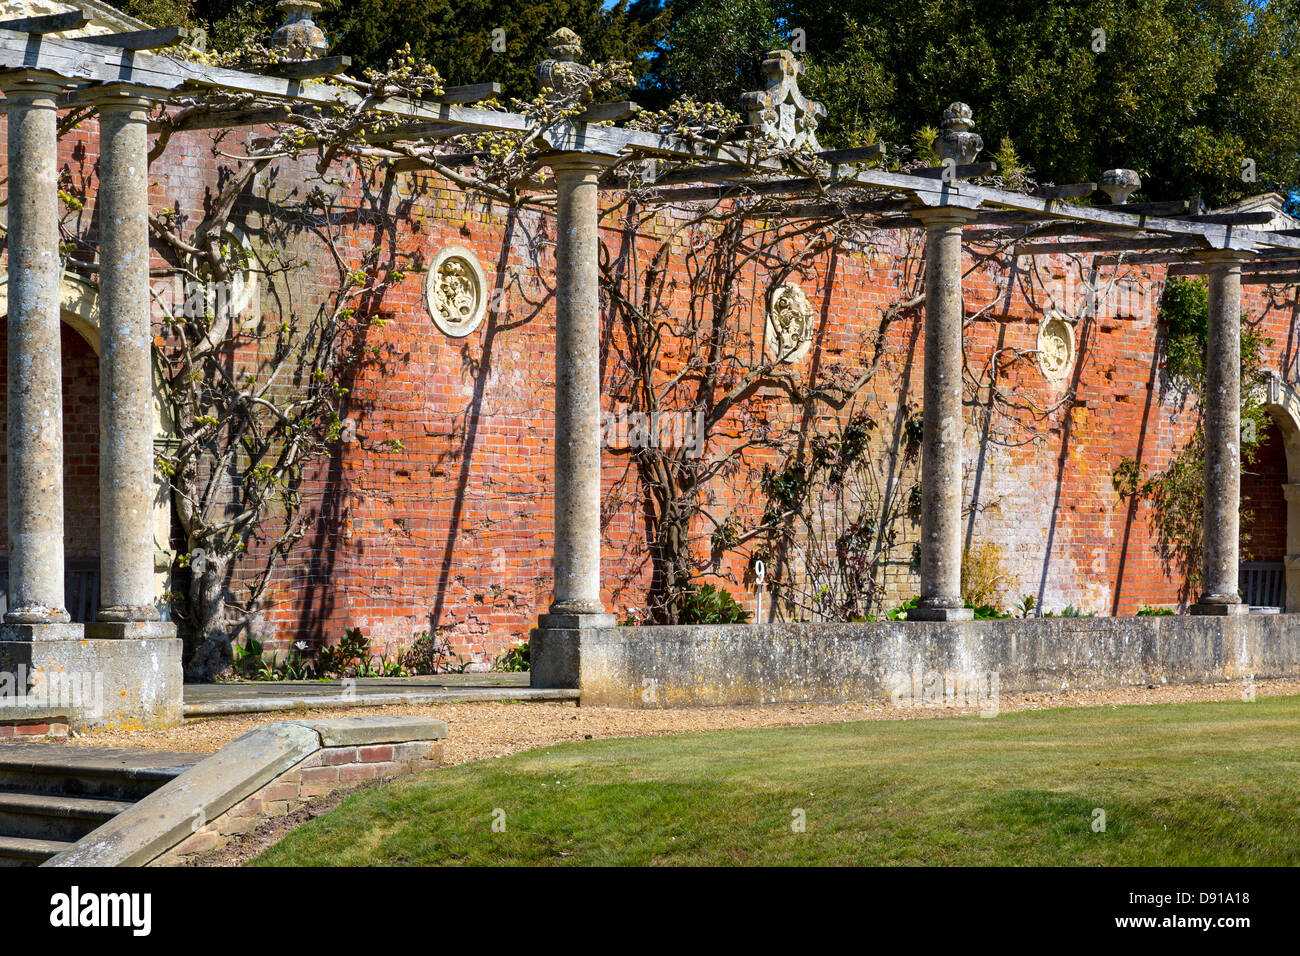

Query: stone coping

[42,716,447,868]
[183,685,577,717]
[0,706,70,723]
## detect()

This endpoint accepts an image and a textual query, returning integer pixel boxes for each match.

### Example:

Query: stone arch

[0,273,174,605]
[1260,372,1300,610]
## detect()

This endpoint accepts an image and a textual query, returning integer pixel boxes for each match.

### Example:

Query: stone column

[2,75,71,629]
[532,154,615,686]
[1192,251,1251,615]
[89,87,161,624]
[910,208,978,622]
[543,154,613,622]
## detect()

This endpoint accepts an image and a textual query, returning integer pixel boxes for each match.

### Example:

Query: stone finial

[1099,168,1141,204]
[740,50,825,151]
[537,27,593,99]
[936,102,982,165]
[271,1,328,60]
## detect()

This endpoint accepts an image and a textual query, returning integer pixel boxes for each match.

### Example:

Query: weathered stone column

[545,154,612,621]
[1193,251,1251,615]
[2,74,71,628]
[89,86,161,624]
[532,154,615,686]
[910,208,978,622]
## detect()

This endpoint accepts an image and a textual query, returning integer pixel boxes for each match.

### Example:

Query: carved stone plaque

[765,282,815,364]
[1037,314,1075,382]
[426,245,488,337]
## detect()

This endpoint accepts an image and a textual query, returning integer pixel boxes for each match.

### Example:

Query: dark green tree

[787,0,1300,204]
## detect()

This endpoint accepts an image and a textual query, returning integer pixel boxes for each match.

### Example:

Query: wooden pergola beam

[1241,273,1300,285]
[0,11,87,34]
[5,27,1300,254]
[79,26,191,51]
[1034,183,1096,199]
[576,100,639,123]
[1171,258,1300,276]
[266,56,352,80]
[913,161,997,180]
[1017,237,1208,255]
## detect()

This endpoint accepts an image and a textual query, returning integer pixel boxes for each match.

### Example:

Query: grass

[255,695,1300,866]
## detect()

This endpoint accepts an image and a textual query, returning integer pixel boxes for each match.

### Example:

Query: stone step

[0,791,135,843]
[0,743,202,800]
[0,833,72,866]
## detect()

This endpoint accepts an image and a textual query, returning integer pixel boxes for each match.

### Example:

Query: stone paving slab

[0,742,204,775]
[183,676,576,717]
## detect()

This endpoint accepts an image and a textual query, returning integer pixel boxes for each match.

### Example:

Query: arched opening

[1254,373,1300,611]
[0,275,173,621]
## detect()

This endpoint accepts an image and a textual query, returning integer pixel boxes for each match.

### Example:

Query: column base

[0,627,182,729]
[84,620,176,641]
[0,623,84,643]
[95,605,161,624]
[1190,602,1251,616]
[907,605,975,622]
[532,612,617,688]
[4,606,71,626]
[537,612,617,630]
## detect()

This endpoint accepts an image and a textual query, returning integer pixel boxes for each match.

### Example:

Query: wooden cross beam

[744,198,915,219]
[265,56,352,80]
[435,82,504,104]
[1170,257,1300,276]
[1034,183,1096,199]
[1242,273,1300,285]
[1017,237,1209,255]
[1097,247,1300,267]
[0,10,87,34]
[913,161,997,180]
[78,26,191,50]
[576,100,639,123]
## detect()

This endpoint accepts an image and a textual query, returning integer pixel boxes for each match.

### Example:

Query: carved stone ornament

[536,27,593,100]
[936,102,983,165]
[425,246,488,338]
[765,283,815,364]
[1037,314,1075,382]
[740,50,826,151]
[1099,168,1142,204]
[271,1,329,59]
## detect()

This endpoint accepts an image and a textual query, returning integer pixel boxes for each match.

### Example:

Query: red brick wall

[1242,421,1288,563]
[2,116,1298,666]
[0,322,100,561]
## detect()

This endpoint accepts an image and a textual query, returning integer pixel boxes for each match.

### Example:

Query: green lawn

[256,696,1300,866]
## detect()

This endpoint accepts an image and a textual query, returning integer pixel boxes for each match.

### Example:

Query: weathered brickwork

[0,324,100,561]
[1,116,1296,664]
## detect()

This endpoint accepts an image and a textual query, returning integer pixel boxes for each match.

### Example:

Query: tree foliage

[653,0,1300,205]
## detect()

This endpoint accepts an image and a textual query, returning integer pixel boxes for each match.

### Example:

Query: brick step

[0,743,202,800]
[0,791,135,843]
[0,833,72,866]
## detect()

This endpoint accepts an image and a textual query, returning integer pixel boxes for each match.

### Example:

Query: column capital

[546,151,619,176]
[0,70,66,99]
[915,205,980,228]
[67,82,170,111]
[1199,248,1254,267]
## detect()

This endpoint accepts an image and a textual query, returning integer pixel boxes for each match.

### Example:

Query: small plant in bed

[677,583,751,624]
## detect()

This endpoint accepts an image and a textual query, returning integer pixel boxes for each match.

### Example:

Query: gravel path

[42,677,1300,767]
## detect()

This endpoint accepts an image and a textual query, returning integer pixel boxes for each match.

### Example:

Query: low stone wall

[43,716,446,867]
[534,615,1300,707]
